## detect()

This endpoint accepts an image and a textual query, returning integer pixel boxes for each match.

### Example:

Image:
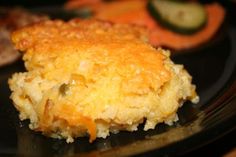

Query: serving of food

[8,19,198,143]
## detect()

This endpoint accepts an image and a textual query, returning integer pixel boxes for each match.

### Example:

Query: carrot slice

[94,1,146,19]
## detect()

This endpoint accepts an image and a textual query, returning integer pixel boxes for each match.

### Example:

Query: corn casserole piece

[8,19,199,143]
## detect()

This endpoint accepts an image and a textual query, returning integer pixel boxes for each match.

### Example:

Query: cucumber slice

[148,0,207,34]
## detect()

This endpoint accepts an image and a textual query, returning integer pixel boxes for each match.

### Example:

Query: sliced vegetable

[147,0,207,34]
[149,3,225,50]
[93,0,147,21]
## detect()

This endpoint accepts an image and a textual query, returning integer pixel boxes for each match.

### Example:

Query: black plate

[0,5,236,157]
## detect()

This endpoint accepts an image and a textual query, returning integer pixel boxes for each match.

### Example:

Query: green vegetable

[59,83,69,96]
[147,0,207,34]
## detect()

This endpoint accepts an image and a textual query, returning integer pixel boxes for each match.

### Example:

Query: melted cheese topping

[11,19,171,94]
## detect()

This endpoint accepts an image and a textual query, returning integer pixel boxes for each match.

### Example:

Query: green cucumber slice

[148,0,207,34]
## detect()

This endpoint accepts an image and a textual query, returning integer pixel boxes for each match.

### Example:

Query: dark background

[0,0,66,7]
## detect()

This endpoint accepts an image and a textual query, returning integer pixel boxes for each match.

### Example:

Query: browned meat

[0,7,48,67]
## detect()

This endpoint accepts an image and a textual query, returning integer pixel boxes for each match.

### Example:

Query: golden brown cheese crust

[9,19,198,143]
[11,19,170,94]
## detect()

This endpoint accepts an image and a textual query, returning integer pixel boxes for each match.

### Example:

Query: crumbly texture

[9,19,199,143]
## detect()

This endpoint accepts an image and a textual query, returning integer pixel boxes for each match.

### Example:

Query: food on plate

[148,3,225,50]
[0,29,20,67]
[147,0,207,34]
[65,0,225,51]
[0,8,48,67]
[9,19,199,143]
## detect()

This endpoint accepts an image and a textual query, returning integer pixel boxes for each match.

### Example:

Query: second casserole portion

[9,19,199,143]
